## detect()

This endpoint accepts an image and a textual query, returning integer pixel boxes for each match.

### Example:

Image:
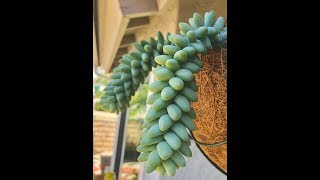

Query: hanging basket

[191,46,227,175]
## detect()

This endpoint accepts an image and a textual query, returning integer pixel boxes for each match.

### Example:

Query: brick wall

[93,119,117,155]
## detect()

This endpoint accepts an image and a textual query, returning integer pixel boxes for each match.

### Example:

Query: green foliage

[94,101,106,111]
[128,84,148,121]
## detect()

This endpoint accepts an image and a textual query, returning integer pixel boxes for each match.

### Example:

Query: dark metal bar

[93,0,100,62]
[112,110,128,179]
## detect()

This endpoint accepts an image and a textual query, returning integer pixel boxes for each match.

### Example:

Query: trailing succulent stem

[99,31,173,114]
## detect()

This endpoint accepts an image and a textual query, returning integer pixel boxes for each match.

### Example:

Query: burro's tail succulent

[99,31,171,114]
[99,10,227,176]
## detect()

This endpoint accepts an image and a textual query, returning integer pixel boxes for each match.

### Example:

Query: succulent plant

[99,10,227,176]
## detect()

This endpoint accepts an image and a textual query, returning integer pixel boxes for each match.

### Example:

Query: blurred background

[93,0,227,180]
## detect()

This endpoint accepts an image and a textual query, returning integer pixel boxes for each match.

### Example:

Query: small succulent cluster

[98,10,227,176]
